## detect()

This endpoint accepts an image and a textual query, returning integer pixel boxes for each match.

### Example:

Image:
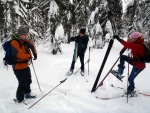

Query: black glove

[113,35,122,42]
[33,53,37,60]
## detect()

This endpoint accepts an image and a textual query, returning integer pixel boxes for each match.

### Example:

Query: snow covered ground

[0,40,150,113]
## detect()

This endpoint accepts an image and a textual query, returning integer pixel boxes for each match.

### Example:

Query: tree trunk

[9,0,16,34]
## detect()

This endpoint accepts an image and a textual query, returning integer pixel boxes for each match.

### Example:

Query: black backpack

[3,39,21,65]
[143,41,150,63]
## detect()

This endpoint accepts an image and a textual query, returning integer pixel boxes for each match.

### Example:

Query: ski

[111,84,150,97]
[96,96,125,100]
[71,70,88,82]
[96,92,137,100]
[139,93,150,96]
[13,99,29,105]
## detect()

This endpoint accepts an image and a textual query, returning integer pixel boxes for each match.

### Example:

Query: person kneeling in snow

[11,25,37,103]
[68,28,89,76]
[112,32,146,95]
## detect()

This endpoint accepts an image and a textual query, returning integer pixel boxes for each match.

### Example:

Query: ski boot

[125,90,137,97]
[68,69,73,76]
[111,65,125,82]
[24,93,36,99]
[81,69,84,76]
[13,99,29,105]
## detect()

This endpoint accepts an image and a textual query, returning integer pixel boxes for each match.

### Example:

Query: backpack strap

[11,39,28,64]
[12,39,22,48]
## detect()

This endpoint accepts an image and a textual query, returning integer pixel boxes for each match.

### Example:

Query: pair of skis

[14,99,31,105]
[111,84,150,96]
[68,70,88,82]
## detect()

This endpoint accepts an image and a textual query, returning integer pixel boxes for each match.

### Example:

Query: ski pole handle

[60,78,68,83]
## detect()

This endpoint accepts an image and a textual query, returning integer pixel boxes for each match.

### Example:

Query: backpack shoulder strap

[11,39,22,48]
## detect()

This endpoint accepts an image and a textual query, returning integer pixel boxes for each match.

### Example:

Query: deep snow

[0,40,150,113]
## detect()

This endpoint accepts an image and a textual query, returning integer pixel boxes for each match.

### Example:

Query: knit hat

[17,25,29,35]
[80,28,86,34]
[130,32,142,39]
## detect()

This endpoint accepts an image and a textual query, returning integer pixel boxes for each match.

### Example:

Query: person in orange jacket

[11,25,37,103]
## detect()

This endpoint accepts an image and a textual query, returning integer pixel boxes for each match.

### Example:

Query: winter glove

[113,35,122,42]
[33,53,37,60]
[24,41,37,58]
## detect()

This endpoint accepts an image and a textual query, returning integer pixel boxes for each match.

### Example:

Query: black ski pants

[70,52,85,71]
[13,67,32,101]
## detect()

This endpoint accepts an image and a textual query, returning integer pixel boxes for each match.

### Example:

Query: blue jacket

[71,35,89,53]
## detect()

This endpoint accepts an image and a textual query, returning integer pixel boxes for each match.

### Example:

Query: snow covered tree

[1,0,44,42]
[1,0,149,52]
[107,0,123,35]
[0,1,4,40]
[123,0,150,40]
[44,0,63,55]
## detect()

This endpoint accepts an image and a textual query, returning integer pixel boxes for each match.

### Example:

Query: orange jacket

[11,39,37,69]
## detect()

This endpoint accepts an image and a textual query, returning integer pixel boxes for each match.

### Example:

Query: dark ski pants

[119,55,143,91]
[70,52,85,71]
[13,67,32,101]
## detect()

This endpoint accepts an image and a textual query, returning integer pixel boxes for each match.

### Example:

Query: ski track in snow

[0,41,150,113]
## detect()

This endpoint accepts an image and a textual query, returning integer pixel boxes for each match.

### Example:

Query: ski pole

[95,48,127,90]
[74,59,90,75]
[91,39,114,92]
[31,60,41,91]
[127,53,130,103]
[95,57,120,90]
[28,78,68,109]
[88,47,91,76]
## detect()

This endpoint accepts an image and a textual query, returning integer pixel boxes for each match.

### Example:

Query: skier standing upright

[68,28,89,76]
[11,25,37,103]
[112,32,146,95]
